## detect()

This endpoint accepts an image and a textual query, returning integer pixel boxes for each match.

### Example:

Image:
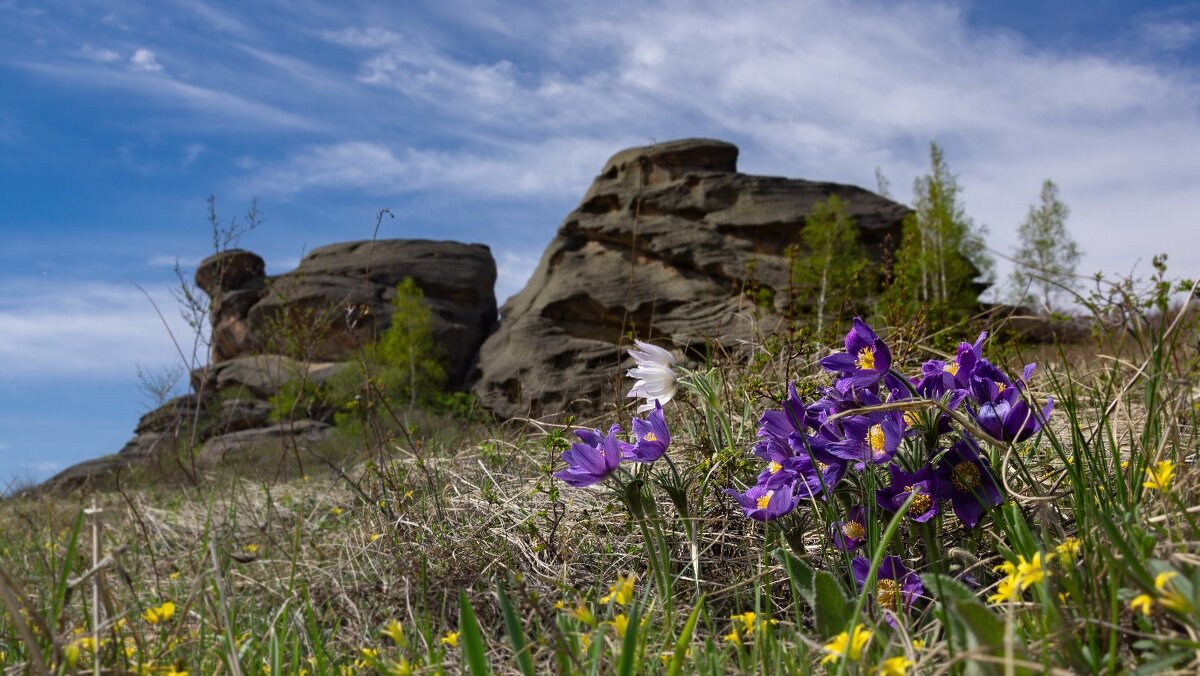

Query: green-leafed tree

[1010,179,1081,312]
[790,195,869,337]
[377,277,446,413]
[886,142,993,320]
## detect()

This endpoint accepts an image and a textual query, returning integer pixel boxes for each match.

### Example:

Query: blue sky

[2,0,1198,487]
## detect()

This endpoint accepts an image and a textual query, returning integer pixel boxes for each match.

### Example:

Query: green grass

[1,294,1198,675]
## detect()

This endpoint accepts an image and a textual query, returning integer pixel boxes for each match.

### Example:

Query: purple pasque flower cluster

[554,401,673,487]
[729,318,1053,534]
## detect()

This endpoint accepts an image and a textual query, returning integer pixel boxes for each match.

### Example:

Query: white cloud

[0,279,205,380]
[1140,20,1200,51]
[248,136,624,200]
[79,43,120,63]
[299,0,1200,288]
[183,142,205,166]
[129,48,162,72]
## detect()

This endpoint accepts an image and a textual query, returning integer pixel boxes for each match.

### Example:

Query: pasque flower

[623,400,671,462]
[725,481,799,521]
[825,411,905,467]
[831,506,868,551]
[626,340,677,413]
[554,425,624,487]
[972,396,1054,442]
[934,438,1003,528]
[851,555,924,616]
[820,317,892,393]
[876,464,940,523]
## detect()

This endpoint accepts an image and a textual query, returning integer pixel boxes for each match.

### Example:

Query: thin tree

[1010,179,1081,312]
[791,195,867,336]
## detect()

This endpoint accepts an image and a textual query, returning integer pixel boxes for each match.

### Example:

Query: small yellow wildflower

[579,632,592,649]
[382,619,406,647]
[569,599,596,626]
[163,667,188,676]
[1016,553,1049,590]
[611,613,630,638]
[1130,594,1154,616]
[821,624,872,665]
[369,533,382,543]
[911,638,925,650]
[169,571,182,581]
[1055,537,1081,560]
[243,543,259,555]
[600,574,636,606]
[987,575,1019,605]
[142,601,176,625]
[732,611,757,635]
[1154,571,1190,611]
[330,506,344,516]
[441,631,460,647]
[1143,460,1175,491]
[879,655,915,676]
[722,626,742,644]
[386,658,413,676]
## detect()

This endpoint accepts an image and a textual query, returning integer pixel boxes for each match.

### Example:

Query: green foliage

[886,142,994,321]
[373,277,446,410]
[1010,179,1081,312]
[267,378,329,424]
[788,194,870,337]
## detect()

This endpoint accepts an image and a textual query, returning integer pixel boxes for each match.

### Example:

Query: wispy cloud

[0,279,204,380]
[79,43,120,63]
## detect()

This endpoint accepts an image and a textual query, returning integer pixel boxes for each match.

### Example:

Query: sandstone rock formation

[473,138,911,418]
[200,239,497,389]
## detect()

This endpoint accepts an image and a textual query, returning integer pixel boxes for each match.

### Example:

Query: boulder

[196,240,497,389]
[474,138,911,418]
[198,421,332,466]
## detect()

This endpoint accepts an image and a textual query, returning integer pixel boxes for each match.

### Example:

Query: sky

[1,0,1198,487]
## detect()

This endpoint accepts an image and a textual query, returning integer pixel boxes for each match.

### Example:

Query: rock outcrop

[473,138,911,418]
[200,239,497,389]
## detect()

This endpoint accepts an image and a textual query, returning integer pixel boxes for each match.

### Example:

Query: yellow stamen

[841,520,865,541]
[768,461,783,474]
[867,424,886,456]
[643,432,657,442]
[855,347,876,371]
[951,461,981,491]
[756,491,774,510]
[944,361,959,376]
[876,578,901,610]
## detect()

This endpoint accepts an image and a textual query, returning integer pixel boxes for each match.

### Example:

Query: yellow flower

[611,613,629,638]
[553,600,566,610]
[569,599,596,627]
[330,506,344,516]
[386,658,413,676]
[1143,460,1175,491]
[600,574,636,606]
[441,631,460,647]
[579,632,592,650]
[169,571,182,581]
[1016,553,1049,590]
[243,543,259,555]
[143,601,176,625]
[382,619,406,647]
[1130,594,1154,616]
[987,574,1019,605]
[911,638,925,650]
[163,668,188,676]
[1154,571,1190,611]
[879,656,914,676]
[732,611,757,635]
[1054,537,1081,561]
[369,533,382,543]
[820,624,872,665]
[722,626,742,644]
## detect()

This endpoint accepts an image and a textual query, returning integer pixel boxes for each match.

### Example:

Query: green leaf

[495,580,535,676]
[774,548,849,638]
[458,590,491,676]
[617,603,641,676]
[667,594,705,676]
[927,574,1032,676]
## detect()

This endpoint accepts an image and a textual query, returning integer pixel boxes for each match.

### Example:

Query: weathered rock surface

[198,421,332,466]
[474,138,911,418]
[198,239,497,389]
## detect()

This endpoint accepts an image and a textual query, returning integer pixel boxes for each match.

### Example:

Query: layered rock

[199,239,497,389]
[473,138,911,418]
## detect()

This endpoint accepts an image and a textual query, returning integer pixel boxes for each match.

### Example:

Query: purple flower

[554,425,624,487]
[934,438,1002,528]
[623,400,671,462]
[831,506,868,551]
[819,318,893,394]
[876,464,940,523]
[792,450,847,499]
[825,412,905,467]
[725,481,799,521]
[971,396,1054,443]
[851,555,924,617]
[970,360,1036,405]
[758,383,817,440]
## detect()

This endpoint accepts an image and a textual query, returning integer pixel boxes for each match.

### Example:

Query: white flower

[626,340,677,413]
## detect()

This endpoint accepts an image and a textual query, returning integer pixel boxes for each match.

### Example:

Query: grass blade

[459,590,491,676]
[495,580,535,676]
